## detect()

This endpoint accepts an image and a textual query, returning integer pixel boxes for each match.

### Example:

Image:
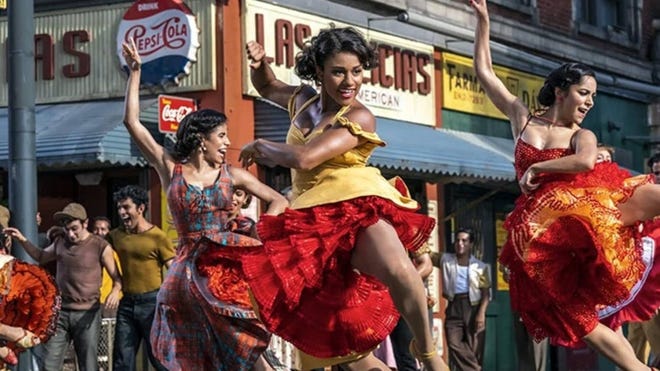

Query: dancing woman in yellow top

[240,27,447,371]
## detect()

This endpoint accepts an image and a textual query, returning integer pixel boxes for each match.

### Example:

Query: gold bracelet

[411,243,431,258]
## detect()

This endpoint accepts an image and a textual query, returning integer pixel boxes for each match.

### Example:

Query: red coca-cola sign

[158,94,196,133]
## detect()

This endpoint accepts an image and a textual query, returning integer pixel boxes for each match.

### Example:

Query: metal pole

[8,0,38,367]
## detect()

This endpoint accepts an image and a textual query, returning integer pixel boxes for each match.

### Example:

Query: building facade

[1,0,659,369]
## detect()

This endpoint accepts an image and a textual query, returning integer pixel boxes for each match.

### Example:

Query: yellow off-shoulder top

[287,87,419,212]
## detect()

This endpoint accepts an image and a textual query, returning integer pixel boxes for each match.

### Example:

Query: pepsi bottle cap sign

[117,0,200,87]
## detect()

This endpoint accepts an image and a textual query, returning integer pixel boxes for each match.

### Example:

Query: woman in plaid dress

[121,40,288,370]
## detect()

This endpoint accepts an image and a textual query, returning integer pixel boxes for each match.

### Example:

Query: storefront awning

[0,100,160,170]
[373,119,515,182]
[254,99,516,182]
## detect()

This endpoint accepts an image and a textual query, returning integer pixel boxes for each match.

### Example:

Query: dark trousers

[513,311,548,371]
[390,317,418,371]
[445,295,484,371]
[41,306,101,371]
[112,290,166,371]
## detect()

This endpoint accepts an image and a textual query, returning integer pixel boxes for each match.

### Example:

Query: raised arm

[4,227,56,265]
[121,39,175,186]
[471,0,529,138]
[247,41,302,108]
[239,107,373,171]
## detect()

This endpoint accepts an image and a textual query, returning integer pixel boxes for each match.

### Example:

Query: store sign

[158,94,196,133]
[443,52,545,120]
[243,0,436,126]
[117,0,200,86]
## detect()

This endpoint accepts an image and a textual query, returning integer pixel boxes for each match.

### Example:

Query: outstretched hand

[239,141,260,168]
[246,41,266,69]
[469,0,489,19]
[122,38,141,71]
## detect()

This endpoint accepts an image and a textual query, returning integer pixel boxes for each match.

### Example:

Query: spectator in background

[108,185,174,371]
[5,202,121,371]
[431,228,491,371]
[596,144,614,163]
[92,216,123,319]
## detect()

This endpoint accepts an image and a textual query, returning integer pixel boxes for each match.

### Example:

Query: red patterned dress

[241,91,436,364]
[500,138,660,347]
[0,255,60,351]
[150,164,270,371]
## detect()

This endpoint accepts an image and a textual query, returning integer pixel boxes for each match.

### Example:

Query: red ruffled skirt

[500,162,660,347]
[241,196,435,358]
[0,259,60,350]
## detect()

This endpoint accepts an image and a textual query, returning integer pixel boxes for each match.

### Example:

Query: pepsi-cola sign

[117,0,200,86]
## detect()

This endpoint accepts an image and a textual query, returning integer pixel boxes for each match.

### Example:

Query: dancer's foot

[409,339,449,371]
[0,325,40,349]
[0,346,17,365]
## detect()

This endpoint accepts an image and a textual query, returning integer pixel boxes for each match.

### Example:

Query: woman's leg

[583,323,649,371]
[338,353,391,371]
[619,184,660,226]
[350,220,447,371]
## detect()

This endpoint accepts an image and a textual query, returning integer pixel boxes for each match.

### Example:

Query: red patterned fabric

[150,164,270,371]
[500,139,660,347]
[242,196,435,358]
[0,259,60,350]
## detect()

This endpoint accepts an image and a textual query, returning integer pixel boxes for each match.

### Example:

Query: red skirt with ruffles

[0,259,60,350]
[241,196,435,358]
[500,162,660,347]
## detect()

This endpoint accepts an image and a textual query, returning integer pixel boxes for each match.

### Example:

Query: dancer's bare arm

[519,129,598,193]
[230,167,289,215]
[122,39,175,188]
[471,0,528,138]
[247,41,312,108]
[101,244,122,310]
[240,107,373,170]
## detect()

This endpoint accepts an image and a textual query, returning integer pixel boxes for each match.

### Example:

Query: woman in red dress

[0,208,59,369]
[240,27,447,371]
[472,1,660,370]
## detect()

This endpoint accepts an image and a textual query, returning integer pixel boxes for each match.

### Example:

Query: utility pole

[7,0,38,367]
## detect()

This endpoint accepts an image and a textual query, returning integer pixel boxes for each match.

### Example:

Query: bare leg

[615,326,637,358]
[619,184,660,226]
[583,323,649,371]
[338,353,390,371]
[350,220,447,371]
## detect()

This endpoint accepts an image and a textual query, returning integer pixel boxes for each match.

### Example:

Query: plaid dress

[150,163,270,370]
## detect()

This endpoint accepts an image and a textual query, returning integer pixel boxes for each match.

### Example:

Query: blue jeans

[112,290,166,371]
[41,305,101,371]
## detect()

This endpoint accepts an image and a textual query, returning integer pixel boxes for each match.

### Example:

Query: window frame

[574,0,641,48]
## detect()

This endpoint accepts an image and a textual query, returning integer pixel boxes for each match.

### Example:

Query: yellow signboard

[443,52,545,120]
[0,0,5,10]
[495,214,509,291]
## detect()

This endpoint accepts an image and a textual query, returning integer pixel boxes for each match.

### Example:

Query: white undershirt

[455,265,469,294]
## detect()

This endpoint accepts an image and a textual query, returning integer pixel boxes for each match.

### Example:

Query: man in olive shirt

[107,185,174,371]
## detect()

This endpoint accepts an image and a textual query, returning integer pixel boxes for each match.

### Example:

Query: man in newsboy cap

[4,202,122,371]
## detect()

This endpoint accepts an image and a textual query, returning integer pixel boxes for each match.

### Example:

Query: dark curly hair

[647,152,660,169]
[113,185,149,211]
[170,109,228,161]
[295,26,378,84]
[537,63,596,107]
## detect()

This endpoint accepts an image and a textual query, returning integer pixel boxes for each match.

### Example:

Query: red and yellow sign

[443,52,545,120]
[158,94,196,134]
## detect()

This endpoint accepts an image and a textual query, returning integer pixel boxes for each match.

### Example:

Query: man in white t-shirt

[432,228,490,370]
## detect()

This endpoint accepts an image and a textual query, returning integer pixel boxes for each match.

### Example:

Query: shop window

[489,0,533,15]
[575,0,640,47]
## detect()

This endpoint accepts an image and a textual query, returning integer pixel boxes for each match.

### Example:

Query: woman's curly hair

[295,26,378,84]
[537,62,596,107]
[170,109,227,161]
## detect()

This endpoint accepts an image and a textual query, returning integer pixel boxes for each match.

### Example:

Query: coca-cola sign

[116,0,200,86]
[158,94,196,133]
